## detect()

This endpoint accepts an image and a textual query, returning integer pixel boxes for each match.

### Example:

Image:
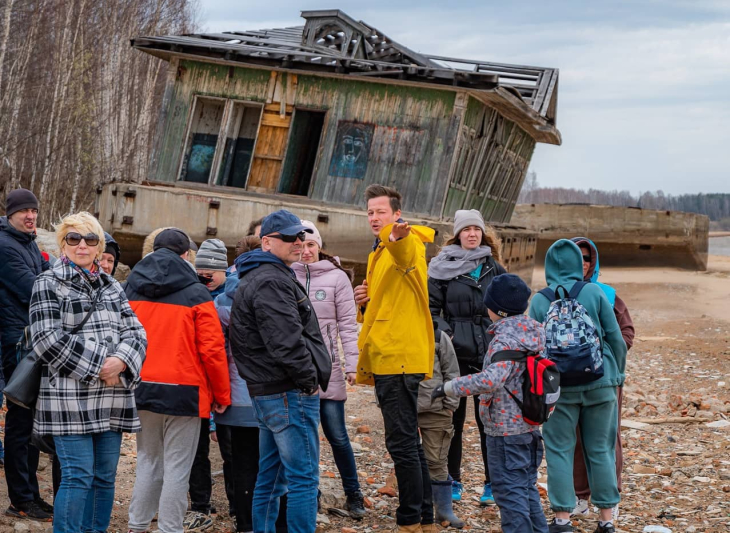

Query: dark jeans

[374,374,433,526]
[320,399,361,495]
[223,424,289,533]
[216,424,235,515]
[189,418,212,513]
[448,395,490,483]
[486,432,548,533]
[2,344,41,506]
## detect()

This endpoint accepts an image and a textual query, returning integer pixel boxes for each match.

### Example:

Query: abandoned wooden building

[96,9,561,280]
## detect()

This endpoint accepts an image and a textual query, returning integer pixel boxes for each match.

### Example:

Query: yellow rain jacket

[356,223,435,385]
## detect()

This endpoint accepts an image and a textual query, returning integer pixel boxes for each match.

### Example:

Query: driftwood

[630,416,714,424]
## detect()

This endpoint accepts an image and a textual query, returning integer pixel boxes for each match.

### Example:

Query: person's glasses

[64,232,100,247]
[267,231,306,243]
[582,255,591,263]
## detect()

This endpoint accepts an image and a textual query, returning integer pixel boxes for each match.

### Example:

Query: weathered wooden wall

[444,97,536,224]
[149,59,535,221]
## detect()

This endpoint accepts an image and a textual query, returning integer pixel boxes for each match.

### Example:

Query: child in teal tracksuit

[528,239,627,533]
[434,273,549,533]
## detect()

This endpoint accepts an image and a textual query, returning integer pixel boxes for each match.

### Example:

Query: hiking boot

[548,520,574,533]
[346,491,366,520]
[5,501,53,522]
[479,483,495,506]
[183,511,214,531]
[451,480,463,501]
[421,524,438,533]
[593,523,615,533]
[571,498,590,517]
[34,498,53,515]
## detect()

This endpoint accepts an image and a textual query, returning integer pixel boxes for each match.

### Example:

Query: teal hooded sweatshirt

[528,239,627,392]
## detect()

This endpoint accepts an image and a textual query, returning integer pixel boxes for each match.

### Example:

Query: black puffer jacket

[229,250,331,397]
[428,256,506,374]
[0,216,49,349]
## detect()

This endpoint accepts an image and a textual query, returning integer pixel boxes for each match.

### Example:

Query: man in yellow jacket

[355,184,436,533]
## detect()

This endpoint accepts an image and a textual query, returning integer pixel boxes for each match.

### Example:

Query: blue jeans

[319,399,360,495]
[486,431,548,533]
[252,391,320,533]
[53,431,123,533]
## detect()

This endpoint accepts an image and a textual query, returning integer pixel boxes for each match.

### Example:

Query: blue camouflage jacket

[445,314,546,437]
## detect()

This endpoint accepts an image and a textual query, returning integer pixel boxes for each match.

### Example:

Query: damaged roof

[132,9,560,145]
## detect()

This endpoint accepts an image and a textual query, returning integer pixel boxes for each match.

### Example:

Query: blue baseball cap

[260,210,313,237]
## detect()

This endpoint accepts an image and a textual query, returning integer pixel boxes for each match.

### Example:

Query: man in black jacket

[230,209,330,533]
[0,189,53,521]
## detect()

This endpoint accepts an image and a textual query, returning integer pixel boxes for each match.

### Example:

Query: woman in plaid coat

[29,212,146,533]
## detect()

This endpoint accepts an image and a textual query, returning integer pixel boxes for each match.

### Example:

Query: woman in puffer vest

[291,220,365,520]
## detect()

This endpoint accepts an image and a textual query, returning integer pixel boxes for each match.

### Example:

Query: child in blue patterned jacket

[433,273,549,533]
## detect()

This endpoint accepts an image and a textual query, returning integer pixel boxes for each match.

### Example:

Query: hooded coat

[229,249,330,396]
[528,239,627,392]
[0,216,49,350]
[356,224,435,385]
[292,259,359,401]
[571,237,635,350]
[125,248,230,418]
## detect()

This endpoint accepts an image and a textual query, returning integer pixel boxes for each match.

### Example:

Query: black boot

[345,491,366,520]
[432,481,464,528]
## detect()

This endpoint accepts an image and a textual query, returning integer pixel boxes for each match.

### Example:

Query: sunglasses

[582,255,591,263]
[64,232,100,247]
[266,231,306,243]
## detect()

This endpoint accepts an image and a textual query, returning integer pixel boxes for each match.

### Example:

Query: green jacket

[528,239,627,392]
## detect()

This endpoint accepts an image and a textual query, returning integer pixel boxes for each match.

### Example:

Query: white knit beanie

[300,220,323,248]
[453,209,486,237]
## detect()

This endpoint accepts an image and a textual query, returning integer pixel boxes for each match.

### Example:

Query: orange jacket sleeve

[194,300,231,406]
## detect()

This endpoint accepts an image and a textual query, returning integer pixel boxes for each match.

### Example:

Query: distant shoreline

[709,232,730,238]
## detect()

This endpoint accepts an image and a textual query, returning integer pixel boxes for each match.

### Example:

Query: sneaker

[479,483,495,506]
[346,491,366,520]
[548,520,574,533]
[34,498,54,515]
[594,523,615,533]
[571,498,590,517]
[5,501,53,522]
[451,480,463,501]
[183,511,214,531]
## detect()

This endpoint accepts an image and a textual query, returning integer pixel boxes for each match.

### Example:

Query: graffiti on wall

[328,121,374,179]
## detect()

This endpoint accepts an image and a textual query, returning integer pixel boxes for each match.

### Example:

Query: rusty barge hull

[95,182,537,284]
[511,204,709,271]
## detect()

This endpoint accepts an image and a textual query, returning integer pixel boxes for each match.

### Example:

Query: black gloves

[431,384,446,400]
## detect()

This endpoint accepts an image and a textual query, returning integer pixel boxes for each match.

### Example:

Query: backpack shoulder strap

[491,350,528,363]
[568,281,588,299]
[538,288,556,302]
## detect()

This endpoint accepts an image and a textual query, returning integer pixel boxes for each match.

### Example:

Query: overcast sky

[197,0,730,195]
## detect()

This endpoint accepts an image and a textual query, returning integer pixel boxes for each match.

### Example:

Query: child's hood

[487,314,546,356]
[545,239,583,287]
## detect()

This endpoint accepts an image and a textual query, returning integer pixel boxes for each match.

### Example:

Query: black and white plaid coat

[29,261,147,435]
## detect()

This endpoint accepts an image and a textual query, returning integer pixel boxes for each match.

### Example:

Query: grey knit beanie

[195,239,228,271]
[453,209,486,237]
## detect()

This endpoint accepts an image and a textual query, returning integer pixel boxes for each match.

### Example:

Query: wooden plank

[265,103,294,113]
[261,112,292,128]
[255,154,285,161]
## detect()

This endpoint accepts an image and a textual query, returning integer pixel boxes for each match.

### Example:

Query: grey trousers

[128,411,201,533]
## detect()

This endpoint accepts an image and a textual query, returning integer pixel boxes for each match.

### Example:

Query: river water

[709,236,730,257]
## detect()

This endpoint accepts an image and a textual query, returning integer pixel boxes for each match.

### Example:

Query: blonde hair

[443,225,503,264]
[54,211,106,260]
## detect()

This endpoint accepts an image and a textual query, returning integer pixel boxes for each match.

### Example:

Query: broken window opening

[279,109,326,196]
[216,103,262,188]
[179,97,226,184]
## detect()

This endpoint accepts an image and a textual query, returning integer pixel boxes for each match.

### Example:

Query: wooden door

[247,103,293,192]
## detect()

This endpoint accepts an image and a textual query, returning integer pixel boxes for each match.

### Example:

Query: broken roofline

[130,9,560,145]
